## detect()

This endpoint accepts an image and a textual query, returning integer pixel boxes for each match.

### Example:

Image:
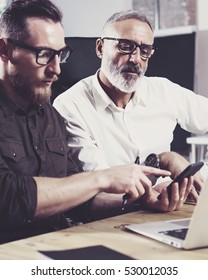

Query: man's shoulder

[142,76,178,91]
[143,76,170,84]
[53,74,96,106]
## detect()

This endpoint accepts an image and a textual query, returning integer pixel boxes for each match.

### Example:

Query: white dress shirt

[53,72,208,171]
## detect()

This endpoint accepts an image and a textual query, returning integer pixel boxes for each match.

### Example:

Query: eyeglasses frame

[101,37,156,59]
[7,38,73,66]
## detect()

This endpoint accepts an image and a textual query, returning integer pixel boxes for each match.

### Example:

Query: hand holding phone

[159,161,204,200]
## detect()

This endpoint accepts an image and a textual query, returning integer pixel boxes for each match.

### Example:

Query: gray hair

[102,10,153,34]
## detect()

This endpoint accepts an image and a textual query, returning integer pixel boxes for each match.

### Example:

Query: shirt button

[13,153,16,157]
[60,147,64,151]
[34,146,38,150]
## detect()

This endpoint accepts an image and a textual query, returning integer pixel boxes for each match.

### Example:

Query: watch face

[144,153,160,168]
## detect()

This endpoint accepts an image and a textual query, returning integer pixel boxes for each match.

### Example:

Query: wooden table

[0,204,208,260]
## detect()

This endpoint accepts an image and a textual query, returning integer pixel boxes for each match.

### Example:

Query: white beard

[101,57,146,93]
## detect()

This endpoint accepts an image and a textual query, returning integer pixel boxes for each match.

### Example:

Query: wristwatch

[144,153,160,169]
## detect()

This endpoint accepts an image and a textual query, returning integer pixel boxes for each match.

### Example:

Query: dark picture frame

[0,0,12,15]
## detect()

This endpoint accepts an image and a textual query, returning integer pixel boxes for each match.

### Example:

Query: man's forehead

[103,19,154,42]
[26,18,65,48]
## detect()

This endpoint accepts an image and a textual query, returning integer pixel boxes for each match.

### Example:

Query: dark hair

[0,0,63,40]
[102,10,153,35]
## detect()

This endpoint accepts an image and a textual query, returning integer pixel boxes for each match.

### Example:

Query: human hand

[141,176,194,212]
[102,164,171,201]
[159,151,205,196]
[186,171,205,202]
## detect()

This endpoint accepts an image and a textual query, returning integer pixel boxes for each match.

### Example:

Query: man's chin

[115,83,137,93]
[116,77,142,93]
[31,89,52,104]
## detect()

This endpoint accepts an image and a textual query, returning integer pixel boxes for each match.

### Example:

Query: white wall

[194,0,208,97]
[53,0,132,37]
[197,0,208,31]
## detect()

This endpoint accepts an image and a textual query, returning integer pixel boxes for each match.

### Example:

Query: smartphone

[160,161,204,200]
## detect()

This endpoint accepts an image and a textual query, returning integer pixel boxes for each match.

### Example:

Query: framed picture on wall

[0,0,12,15]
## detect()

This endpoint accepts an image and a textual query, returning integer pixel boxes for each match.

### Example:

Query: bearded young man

[1,1,183,244]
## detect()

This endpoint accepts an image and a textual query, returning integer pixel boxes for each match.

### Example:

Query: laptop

[125,180,208,249]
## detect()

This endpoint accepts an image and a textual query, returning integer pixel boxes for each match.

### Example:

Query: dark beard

[9,73,52,105]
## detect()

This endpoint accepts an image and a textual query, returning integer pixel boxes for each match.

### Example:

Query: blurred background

[51,0,208,98]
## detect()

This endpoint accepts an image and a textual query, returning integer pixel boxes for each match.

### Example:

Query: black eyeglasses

[102,37,155,60]
[7,38,73,66]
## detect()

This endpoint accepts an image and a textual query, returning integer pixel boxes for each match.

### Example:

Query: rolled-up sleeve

[0,170,37,226]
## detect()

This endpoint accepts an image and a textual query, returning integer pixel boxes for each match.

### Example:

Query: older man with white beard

[53,10,208,218]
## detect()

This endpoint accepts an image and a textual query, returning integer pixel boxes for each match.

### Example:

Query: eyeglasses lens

[60,48,70,63]
[37,47,71,65]
[140,45,153,58]
[37,49,53,65]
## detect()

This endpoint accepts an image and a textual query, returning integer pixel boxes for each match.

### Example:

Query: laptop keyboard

[159,228,188,240]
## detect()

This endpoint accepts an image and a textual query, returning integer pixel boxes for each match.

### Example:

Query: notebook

[38,245,134,260]
[125,180,208,249]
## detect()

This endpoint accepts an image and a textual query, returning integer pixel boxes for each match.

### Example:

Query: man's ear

[95,38,103,59]
[0,39,8,60]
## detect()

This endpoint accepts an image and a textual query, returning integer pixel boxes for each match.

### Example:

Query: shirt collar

[92,70,116,111]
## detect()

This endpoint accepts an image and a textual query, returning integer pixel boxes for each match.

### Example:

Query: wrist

[95,169,111,193]
[158,152,173,170]
[159,151,182,170]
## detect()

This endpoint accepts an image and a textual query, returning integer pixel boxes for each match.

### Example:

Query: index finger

[139,165,171,177]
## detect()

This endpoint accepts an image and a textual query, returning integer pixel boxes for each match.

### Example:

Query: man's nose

[46,55,61,75]
[129,47,143,64]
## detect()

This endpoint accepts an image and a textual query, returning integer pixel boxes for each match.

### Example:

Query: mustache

[120,63,143,75]
[44,73,59,83]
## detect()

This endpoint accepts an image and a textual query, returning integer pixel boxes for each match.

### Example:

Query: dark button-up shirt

[0,89,79,243]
